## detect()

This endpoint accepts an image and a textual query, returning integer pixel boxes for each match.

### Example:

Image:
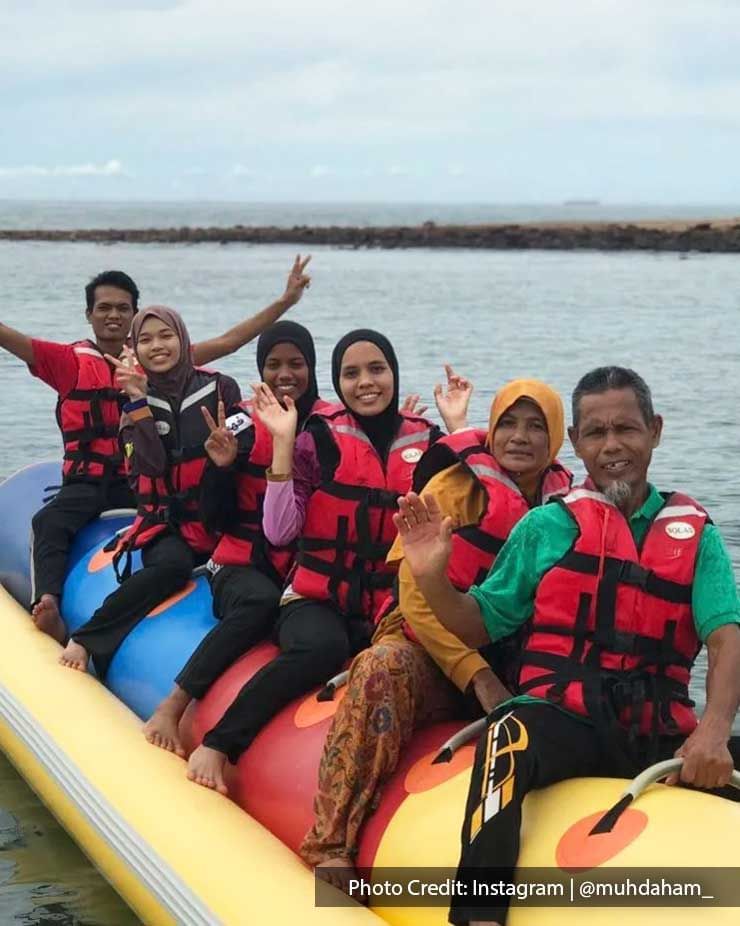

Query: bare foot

[315,857,364,901]
[58,640,89,672]
[32,594,66,643]
[187,744,228,794]
[143,688,191,757]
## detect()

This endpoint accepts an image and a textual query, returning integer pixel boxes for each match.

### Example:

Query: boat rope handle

[590,758,740,835]
[623,758,740,801]
[98,508,137,520]
[432,718,487,764]
[316,669,350,702]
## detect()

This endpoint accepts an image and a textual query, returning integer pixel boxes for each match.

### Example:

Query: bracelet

[123,396,147,412]
[128,405,153,423]
[266,468,293,482]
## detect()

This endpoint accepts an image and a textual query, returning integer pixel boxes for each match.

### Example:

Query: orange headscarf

[486,378,565,500]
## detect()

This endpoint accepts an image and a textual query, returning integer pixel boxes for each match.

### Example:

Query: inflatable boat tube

[1,462,738,925]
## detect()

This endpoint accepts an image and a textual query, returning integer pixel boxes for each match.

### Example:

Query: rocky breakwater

[2,219,740,252]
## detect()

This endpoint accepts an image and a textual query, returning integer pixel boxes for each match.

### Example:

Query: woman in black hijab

[257,320,320,428]
[144,320,327,759]
[330,328,401,460]
[184,328,441,795]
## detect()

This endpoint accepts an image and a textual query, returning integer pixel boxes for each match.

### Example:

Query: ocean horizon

[2,198,740,232]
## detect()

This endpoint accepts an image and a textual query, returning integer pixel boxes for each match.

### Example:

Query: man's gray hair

[571,366,655,428]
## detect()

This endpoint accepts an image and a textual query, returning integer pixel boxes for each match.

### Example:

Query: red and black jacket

[374,428,572,641]
[289,408,436,618]
[114,370,224,578]
[57,341,127,484]
[519,484,707,739]
[210,398,336,584]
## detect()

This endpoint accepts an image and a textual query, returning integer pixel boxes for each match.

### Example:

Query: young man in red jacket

[0,257,311,642]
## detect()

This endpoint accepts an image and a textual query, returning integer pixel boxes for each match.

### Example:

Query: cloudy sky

[2,0,739,202]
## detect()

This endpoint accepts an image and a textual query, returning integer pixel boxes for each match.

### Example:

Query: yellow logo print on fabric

[469,711,529,843]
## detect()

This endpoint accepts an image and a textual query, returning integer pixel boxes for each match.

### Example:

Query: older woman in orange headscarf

[300,376,572,888]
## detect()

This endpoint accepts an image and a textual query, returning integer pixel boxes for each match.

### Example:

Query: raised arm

[191,255,312,366]
[434,364,473,433]
[0,322,35,365]
[394,491,490,648]
[251,383,321,545]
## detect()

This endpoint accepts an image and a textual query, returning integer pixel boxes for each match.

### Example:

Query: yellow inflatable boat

[1,463,738,925]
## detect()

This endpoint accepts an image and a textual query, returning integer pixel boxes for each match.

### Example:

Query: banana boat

[1,462,737,925]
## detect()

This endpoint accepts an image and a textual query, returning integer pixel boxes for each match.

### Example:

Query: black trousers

[30,479,135,604]
[203,597,372,764]
[72,532,195,679]
[450,702,740,925]
[176,564,281,700]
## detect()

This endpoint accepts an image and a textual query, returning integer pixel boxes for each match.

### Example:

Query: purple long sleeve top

[262,430,323,546]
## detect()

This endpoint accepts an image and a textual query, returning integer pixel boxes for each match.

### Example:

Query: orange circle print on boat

[146,581,197,617]
[294,687,347,729]
[88,542,123,573]
[404,744,476,794]
[556,808,648,870]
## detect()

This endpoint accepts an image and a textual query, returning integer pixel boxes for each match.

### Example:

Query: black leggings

[30,479,134,604]
[450,702,740,925]
[72,532,196,679]
[176,564,281,700]
[203,597,372,763]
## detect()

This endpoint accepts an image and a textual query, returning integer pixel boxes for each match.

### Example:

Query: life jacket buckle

[617,560,650,591]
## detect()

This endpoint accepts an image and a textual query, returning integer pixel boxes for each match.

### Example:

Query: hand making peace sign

[201,400,238,468]
[105,345,148,400]
[282,254,312,307]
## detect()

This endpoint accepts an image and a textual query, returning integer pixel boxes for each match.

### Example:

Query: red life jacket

[519,484,707,738]
[374,429,572,640]
[289,408,436,618]
[211,398,336,583]
[115,370,222,577]
[57,341,127,483]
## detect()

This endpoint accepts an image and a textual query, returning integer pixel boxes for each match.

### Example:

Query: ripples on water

[0,754,139,925]
[0,232,738,921]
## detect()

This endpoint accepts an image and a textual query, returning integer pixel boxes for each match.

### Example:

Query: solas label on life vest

[665,521,695,540]
[401,448,423,463]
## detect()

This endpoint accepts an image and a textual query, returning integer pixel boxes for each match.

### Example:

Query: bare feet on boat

[187,744,228,794]
[144,687,191,757]
[58,639,89,671]
[315,857,363,901]
[31,594,66,643]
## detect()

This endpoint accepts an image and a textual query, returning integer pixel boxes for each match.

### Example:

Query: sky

[1,0,739,202]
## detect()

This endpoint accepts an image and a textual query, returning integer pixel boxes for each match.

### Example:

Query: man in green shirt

[394,366,740,926]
